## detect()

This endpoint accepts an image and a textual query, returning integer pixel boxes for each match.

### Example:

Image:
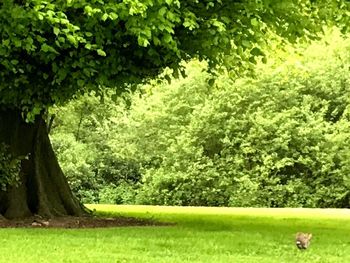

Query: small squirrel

[295,232,312,249]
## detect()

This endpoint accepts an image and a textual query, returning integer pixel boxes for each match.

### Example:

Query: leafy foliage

[108,30,350,207]
[0,144,22,190]
[1,0,348,114]
[52,30,350,207]
[50,93,141,203]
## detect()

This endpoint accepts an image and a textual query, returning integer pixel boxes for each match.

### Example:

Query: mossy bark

[0,109,86,219]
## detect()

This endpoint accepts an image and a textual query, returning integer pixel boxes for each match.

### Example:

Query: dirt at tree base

[0,216,172,228]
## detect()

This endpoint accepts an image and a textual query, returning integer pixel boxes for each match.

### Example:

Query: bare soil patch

[0,216,171,228]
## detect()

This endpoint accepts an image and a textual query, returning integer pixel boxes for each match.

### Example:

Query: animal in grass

[295,232,312,249]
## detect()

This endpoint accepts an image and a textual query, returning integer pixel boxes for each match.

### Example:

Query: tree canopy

[1,0,348,114]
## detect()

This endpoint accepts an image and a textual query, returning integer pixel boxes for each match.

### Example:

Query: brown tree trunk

[0,109,86,219]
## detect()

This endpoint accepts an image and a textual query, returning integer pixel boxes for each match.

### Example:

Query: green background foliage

[51,29,350,208]
[50,94,141,204]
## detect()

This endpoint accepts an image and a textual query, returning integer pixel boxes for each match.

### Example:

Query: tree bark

[0,109,86,219]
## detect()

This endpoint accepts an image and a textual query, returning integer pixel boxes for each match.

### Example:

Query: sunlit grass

[88,204,350,218]
[0,205,350,262]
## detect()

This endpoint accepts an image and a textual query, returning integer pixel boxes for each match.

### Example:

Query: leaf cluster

[0,144,22,191]
[110,30,350,207]
[1,0,348,114]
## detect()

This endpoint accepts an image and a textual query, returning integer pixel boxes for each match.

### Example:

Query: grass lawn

[0,205,349,263]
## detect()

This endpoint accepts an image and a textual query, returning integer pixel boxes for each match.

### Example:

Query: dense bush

[116,30,350,207]
[51,30,350,208]
[50,94,141,204]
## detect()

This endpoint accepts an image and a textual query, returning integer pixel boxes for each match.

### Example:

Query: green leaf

[77,79,85,87]
[164,75,172,84]
[58,37,65,43]
[13,39,22,48]
[138,36,150,47]
[183,18,198,30]
[84,6,93,15]
[41,43,58,54]
[249,56,257,64]
[212,20,226,32]
[242,40,252,48]
[97,49,106,56]
[101,13,109,21]
[159,7,167,16]
[250,18,259,27]
[53,27,60,36]
[109,12,118,20]
[152,36,161,45]
[250,47,264,56]
[85,43,92,50]
[208,78,215,86]
[2,39,10,47]
[163,33,172,43]
[67,35,78,46]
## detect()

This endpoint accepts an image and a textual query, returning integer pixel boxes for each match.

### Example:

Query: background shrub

[51,29,350,208]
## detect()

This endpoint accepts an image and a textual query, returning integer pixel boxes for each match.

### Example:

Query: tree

[0,0,347,218]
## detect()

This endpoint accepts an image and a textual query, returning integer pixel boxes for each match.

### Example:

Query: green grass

[1,205,350,262]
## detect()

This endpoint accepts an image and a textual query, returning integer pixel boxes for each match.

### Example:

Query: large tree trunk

[0,109,86,219]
